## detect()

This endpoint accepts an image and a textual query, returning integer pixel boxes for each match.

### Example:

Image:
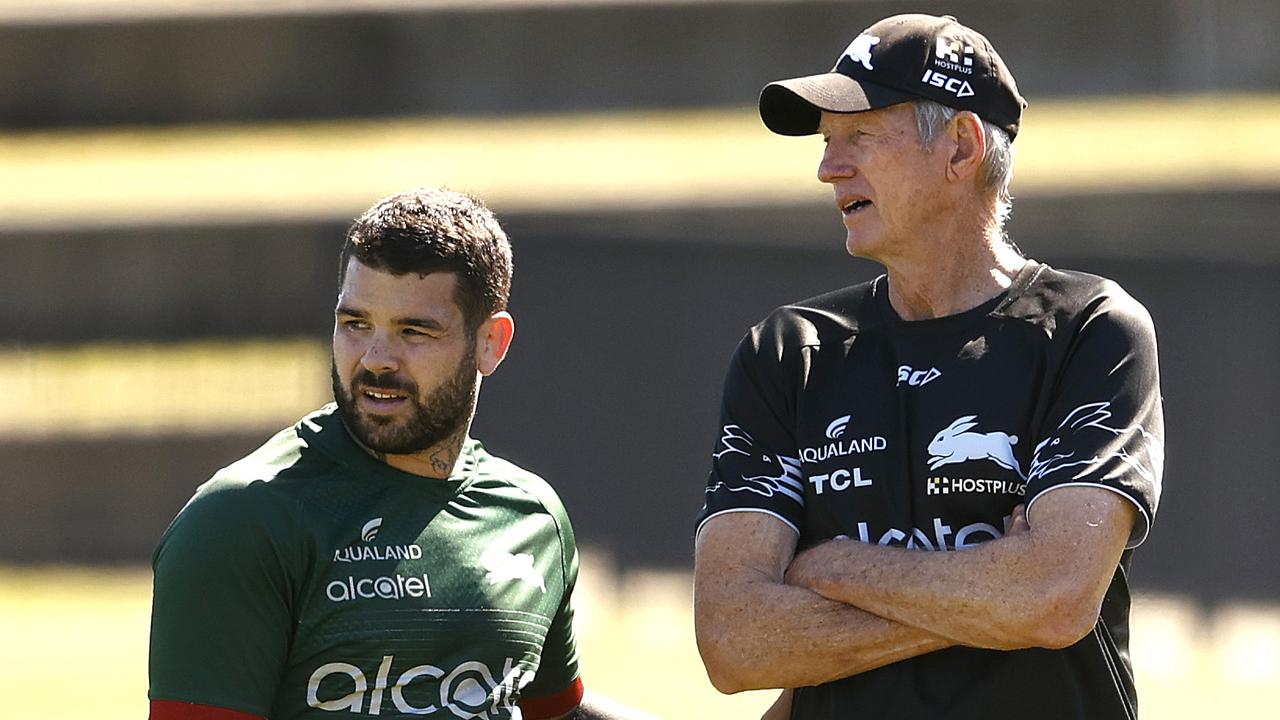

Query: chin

[845,234,876,259]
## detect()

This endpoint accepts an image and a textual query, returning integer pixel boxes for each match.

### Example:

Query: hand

[1006,504,1030,537]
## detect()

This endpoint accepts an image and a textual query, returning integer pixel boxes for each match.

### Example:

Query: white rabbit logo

[481,545,546,593]
[1028,402,1164,486]
[927,415,1025,478]
[843,33,880,71]
[710,424,804,502]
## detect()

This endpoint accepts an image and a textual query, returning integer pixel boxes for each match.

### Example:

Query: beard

[331,352,478,456]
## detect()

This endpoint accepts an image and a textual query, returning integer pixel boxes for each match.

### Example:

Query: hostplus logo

[934,36,975,74]
[926,476,1025,497]
[924,415,1026,497]
[307,655,530,718]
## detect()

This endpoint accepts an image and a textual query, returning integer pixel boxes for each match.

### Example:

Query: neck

[347,423,472,480]
[879,220,1026,321]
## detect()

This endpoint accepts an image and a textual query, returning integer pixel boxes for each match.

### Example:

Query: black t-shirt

[696,260,1164,719]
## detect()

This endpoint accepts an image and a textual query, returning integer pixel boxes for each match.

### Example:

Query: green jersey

[149,405,582,720]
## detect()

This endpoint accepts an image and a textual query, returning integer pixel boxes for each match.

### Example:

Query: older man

[694,14,1164,720]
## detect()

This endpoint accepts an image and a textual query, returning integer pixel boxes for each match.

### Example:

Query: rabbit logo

[1028,402,1164,485]
[481,544,546,593]
[927,415,1025,478]
[843,33,880,71]
[710,424,805,503]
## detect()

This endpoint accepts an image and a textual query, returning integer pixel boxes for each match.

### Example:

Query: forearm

[791,537,1050,648]
[695,563,952,692]
[787,494,1134,650]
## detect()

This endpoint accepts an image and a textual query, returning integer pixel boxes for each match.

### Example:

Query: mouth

[840,198,872,215]
[357,386,410,410]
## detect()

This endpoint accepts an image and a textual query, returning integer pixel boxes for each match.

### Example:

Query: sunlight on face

[331,259,478,455]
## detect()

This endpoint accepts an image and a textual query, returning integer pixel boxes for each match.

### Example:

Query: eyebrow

[396,316,446,331]
[335,305,447,331]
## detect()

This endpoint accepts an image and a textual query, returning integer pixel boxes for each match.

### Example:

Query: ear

[944,111,986,185]
[475,311,515,376]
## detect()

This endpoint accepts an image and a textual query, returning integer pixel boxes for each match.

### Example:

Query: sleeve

[518,504,583,720]
[695,323,805,539]
[148,481,297,716]
[149,700,265,720]
[1025,290,1165,548]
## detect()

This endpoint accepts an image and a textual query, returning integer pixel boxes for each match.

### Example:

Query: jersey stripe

[518,676,585,720]
[149,699,265,720]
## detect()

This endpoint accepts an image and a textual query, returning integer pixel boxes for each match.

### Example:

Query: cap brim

[759,73,920,136]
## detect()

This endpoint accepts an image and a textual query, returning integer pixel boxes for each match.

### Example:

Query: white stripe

[1025,482,1152,549]
[774,477,804,491]
[769,484,804,504]
[695,508,800,545]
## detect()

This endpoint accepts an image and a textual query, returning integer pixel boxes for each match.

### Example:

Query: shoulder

[1001,263,1156,340]
[470,443,575,535]
[468,443,579,578]
[746,279,883,356]
[155,412,339,564]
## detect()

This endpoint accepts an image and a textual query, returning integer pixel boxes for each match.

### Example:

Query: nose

[359,332,400,374]
[817,140,854,185]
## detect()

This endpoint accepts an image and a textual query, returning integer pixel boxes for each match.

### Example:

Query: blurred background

[2,0,1278,717]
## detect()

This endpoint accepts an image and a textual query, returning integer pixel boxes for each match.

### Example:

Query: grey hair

[912,99,1015,231]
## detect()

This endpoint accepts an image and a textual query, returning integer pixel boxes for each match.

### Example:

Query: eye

[342,319,369,330]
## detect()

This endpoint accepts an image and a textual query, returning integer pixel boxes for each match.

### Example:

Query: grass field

[2,560,1277,719]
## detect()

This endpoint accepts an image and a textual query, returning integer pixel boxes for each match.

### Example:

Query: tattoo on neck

[431,455,452,475]
[427,428,467,477]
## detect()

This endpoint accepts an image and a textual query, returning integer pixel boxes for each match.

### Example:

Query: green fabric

[149,405,580,719]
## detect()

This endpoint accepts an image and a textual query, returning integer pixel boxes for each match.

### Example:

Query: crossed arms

[692,486,1136,694]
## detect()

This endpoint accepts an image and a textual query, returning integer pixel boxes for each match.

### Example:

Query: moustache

[352,370,417,395]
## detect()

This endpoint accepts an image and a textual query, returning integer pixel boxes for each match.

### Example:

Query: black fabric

[696,260,1163,719]
[760,13,1027,139]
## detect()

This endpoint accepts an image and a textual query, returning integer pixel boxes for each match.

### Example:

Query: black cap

[760,14,1027,139]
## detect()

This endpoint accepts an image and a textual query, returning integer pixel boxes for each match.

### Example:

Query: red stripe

[150,700,265,720]
[518,676,585,720]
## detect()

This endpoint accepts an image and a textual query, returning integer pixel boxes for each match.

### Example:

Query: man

[694,14,1164,720]
[150,188,651,720]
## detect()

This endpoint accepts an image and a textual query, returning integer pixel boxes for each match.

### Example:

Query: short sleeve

[696,324,805,539]
[1025,290,1165,548]
[518,501,582,715]
[148,482,297,716]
